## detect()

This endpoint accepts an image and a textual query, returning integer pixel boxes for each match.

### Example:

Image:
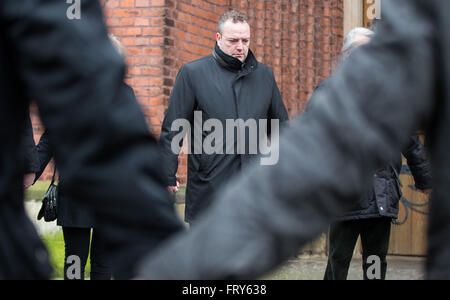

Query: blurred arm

[137,0,437,279]
[2,0,183,276]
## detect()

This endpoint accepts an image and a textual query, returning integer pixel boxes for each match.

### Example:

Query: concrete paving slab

[263,255,426,280]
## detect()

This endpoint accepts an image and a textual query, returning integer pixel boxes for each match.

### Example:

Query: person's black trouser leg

[63,227,112,280]
[63,227,90,280]
[361,217,391,280]
[90,228,112,280]
[324,220,360,280]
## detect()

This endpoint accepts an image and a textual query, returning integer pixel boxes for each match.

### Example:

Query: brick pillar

[103,0,168,136]
[161,1,228,184]
[103,0,227,185]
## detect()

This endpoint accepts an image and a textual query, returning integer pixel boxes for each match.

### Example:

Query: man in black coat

[137,0,450,280]
[160,11,289,224]
[0,0,183,279]
[306,28,433,280]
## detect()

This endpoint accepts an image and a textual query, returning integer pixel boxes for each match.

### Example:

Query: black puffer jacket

[308,80,432,221]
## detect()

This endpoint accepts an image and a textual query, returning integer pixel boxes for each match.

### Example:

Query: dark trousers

[324,218,392,280]
[62,227,112,280]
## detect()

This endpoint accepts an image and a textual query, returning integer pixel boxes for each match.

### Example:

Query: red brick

[126,27,142,36]
[135,0,150,7]
[135,18,150,26]
[120,0,135,8]
[120,18,135,26]
[142,47,164,55]
[149,97,164,106]
[143,27,165,36]
[105,0,119,9]
[151,0,165,7]
[113,9,142,17]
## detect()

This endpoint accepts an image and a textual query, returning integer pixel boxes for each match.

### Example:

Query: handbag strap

[50,166,57,185]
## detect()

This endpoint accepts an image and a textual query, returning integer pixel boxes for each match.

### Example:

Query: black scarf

[213,42,256,73]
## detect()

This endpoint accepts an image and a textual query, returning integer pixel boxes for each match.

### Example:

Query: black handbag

[37,168,58,222]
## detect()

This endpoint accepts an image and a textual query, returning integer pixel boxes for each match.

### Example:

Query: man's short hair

[218,11,249,34]
[342,27,375,54]
[109,33,126,57]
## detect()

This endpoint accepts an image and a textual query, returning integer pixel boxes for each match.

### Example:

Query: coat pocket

[387,179,402,209]
[352,185,373,211]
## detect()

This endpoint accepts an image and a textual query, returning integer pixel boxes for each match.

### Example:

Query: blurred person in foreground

[136,0,449,280]
[307,27,432,280]
[1,0,448,281]
[32,34,129,281]
[0,0,183,279]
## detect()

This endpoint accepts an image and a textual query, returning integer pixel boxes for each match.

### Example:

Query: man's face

[216,20,251,62]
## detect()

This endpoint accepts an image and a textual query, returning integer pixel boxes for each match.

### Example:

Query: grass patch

[25,181,50,202]
[41,231,91,280]
[174,186,186,203]
[27,182,186,203]
[41,231,65,279]
[32,181,186,279]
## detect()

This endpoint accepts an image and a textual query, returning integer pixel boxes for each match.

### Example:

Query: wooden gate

[388,158,429,256]
[363,0,429,256]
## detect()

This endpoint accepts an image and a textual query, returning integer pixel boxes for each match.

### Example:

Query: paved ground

[26,202,426,280]
[263,255,426,280]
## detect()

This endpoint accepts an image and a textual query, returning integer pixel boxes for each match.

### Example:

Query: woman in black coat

[23,108,40,189]
[36,130,111,280]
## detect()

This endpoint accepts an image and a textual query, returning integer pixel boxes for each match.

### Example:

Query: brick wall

[33,0,343,183]
[228,0,343,115]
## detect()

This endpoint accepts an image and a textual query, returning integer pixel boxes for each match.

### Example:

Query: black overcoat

[22,109,40,174]
[160,45,289,222]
